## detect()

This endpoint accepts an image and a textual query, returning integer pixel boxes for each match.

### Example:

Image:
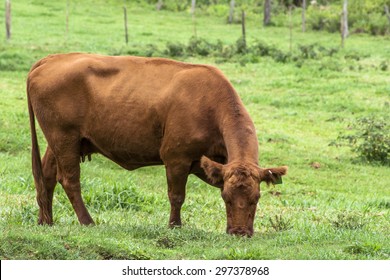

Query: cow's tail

[27,73,50,223]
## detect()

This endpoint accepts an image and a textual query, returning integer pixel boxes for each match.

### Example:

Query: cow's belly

[106,149,163,170]
[87,137,163,170]
[82,111,164,170]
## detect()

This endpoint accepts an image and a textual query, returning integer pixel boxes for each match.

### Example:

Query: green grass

[0,0,389,260]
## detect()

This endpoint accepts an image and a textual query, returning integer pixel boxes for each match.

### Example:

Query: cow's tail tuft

[27,76,50,223]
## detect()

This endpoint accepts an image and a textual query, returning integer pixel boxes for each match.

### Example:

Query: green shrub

[298,44,319,59]
[165,42,186,57]
[367,13,390,35]
[251,40,275,57]
[349,0,390,35]
[272,49,290,63]
[206,4,229,18]
[187,36,222,56]
[379,60,388,71]
[235,36,247,54]
[110,44,160,57]
[331,116,390,165]
[306,1,390,35]
[154,0,188,12]
[307,5,340,33]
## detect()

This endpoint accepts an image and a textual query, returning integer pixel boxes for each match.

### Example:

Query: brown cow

[27,53,287,237]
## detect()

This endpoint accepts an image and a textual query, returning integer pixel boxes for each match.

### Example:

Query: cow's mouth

[227,226,253,237]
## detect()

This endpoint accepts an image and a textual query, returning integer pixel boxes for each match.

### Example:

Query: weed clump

[156,236,178,249]
[331,116,390,165]
[331,212,368,230]
[269,213,293,232]
[343,242,387,258]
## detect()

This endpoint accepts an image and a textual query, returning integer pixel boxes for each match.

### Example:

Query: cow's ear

[259,166,288,185]
[200,156,224,186]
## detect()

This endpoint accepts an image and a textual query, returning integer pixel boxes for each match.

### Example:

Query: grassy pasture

[0,0,389,260]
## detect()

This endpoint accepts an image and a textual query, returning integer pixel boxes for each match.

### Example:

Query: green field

[0,0,389,260]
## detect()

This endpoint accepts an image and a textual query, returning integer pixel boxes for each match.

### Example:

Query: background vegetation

[145,0,390,35]
[0,0,389,260]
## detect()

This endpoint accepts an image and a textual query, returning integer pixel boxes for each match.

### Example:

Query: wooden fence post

[66,0,69,40]
[385,5,390,26]
[242,10,246,49]
[289,5,293,53]
[228,0,235,24]
[156,0,163,11]
[191,0,197,37]
[302,0,306,32]
[341,0,348,48]
[123,6,128,45]
[5,0,11,40]
[263,0,271,26]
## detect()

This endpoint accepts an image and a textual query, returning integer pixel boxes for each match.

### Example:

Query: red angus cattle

[27,53,287,237]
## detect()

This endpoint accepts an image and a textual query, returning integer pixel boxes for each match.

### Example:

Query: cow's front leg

[165,162,190,228]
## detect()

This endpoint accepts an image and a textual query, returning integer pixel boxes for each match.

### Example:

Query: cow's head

[201,156,287,237]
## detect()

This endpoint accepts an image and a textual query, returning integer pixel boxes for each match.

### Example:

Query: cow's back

[27,53,237,168]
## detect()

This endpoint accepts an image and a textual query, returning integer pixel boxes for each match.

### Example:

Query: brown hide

[27,53,287,236]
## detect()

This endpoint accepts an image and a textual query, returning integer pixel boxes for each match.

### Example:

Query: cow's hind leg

[37,147,57,225]
[164,161,191,228]
[54,138,94,225]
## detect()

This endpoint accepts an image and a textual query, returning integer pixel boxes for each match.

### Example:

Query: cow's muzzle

[227,226,253,237]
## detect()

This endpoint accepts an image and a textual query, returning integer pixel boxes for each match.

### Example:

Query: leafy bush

[187,36,223,56]
[165,42,186,57]
[331,116,390,165]
[153,0,188,12]
[206,4,229,18]
[110,37,370,70]
[251,40,275,57]
[307,5,340,33]
[307,0,390,35]
[162,37,348,66]
[235,36,247,54]
[367,13,390,35]
[379,60,388,71]
[110,44,161,57]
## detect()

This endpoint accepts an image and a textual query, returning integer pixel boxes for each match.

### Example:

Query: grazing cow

[27,53,287,237]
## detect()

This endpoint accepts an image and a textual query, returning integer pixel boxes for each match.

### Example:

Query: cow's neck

[218,94,259,165]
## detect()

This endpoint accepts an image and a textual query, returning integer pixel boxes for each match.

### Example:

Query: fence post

[242,10,246,49]
[341,0,348,48]
[66,0,69,40]
[123,6,128,45]
[302,0,306,32]
[263,0,271,26]
[191,0,197,37]
[228,0,235,24]
[5,0,11,40]
[385,5,390,26]
[289,5,293,53]
[156,0,163,11]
